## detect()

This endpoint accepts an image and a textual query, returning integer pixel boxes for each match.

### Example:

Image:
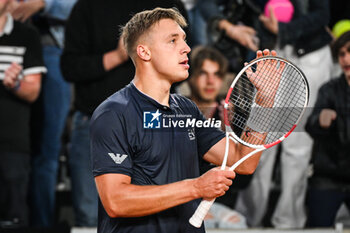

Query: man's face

[146,19,191,83]
[190,59,223,102]
[338,41,350,80]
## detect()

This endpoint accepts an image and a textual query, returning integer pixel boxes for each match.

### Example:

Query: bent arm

[203,137,261,175]
[305,84,334,138]
[95,169,235,218]
[95,174,199,218]
[95,167,235,218]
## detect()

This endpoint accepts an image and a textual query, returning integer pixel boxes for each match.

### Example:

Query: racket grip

[189,199,215,228]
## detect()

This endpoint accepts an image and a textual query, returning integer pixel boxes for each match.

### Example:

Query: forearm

[218,19,232,34]
[61,50,127,82]
[103,49,128,71]
[98,178,199,218]
[13,75,41,102]
[227,141,262,174]
[203,137,261,175]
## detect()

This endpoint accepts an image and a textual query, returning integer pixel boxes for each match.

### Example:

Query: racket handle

[189,199,215,228]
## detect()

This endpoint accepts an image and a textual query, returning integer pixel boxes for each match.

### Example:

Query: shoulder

[171,94,201,116]
[171,93,198,108]
[12,21,41,50]
[320,75,344,91]
[13,20,39,37]
[92,85,134,123]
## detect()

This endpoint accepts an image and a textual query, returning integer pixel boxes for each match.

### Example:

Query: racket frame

[189,56,309,228]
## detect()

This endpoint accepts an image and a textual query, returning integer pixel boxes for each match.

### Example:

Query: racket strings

[227,58,307,146]
[266,66,306,137]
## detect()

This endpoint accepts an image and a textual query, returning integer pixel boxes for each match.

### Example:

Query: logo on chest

[143,109,162,129]
[188,128,196,140]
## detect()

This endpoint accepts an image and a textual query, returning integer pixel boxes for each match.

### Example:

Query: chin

[199,96,216,103]
[172,74,189,83]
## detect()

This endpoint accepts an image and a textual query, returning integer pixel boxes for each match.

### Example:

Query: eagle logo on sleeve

[108,153,128,164]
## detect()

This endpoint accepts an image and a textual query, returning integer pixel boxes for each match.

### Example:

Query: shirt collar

[130,82,179,111]
[0,13,14,37]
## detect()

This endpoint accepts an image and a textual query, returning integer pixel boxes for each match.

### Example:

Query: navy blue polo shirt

[90,83,225,233]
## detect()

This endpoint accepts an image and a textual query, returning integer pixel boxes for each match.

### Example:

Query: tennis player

[90,7,273,233]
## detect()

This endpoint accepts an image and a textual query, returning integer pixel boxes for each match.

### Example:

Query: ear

[136,44,151,61]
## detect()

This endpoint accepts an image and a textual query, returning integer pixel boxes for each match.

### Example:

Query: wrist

[189,178,201,199]
[255,92,274,108]
[12,80,21,92]
[218,19,231,32]
[271,22,279,35]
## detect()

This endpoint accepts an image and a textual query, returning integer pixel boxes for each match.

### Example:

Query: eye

[170,39,176,43]
[199,71,206,75]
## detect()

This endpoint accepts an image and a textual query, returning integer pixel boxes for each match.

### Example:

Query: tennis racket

[189,55,309,228]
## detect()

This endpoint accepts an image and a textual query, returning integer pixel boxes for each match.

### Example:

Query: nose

[181,41,191,54]
[207,74,216,84]
[345,52,350,61]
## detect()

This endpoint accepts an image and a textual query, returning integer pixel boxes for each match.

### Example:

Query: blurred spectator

[181,0,258,50]
[0,0,46,227]
[181,0,207,46]
[236,0,334,228]
[187,46,249,229]
[12,0,77,227]
[202,0,259,72]
[188,46,227,120]
[305,31,350,227]
[61,0,186,226]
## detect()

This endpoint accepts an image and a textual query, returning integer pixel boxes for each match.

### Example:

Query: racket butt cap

[189,216,203,228]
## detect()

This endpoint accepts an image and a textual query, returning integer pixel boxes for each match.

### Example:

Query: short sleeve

[90,110,133,177]
[191,102,225,157]
[22,26,47,75]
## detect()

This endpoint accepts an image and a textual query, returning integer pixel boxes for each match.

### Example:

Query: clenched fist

[193,167,235,200]
[3,63,22,90]
[319,109,337,129]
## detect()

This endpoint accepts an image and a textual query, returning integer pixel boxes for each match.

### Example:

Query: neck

[133,67,172,106]
[191,96,217,118]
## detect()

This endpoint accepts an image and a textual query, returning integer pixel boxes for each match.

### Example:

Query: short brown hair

[121,7,187,58]
[190,46,228,78]
[332,30,350,59]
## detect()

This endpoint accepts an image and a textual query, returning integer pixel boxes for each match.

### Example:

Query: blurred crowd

[0,0,349,230]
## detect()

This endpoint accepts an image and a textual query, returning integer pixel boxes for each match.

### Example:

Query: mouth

[179,59,189,69]
[204,88,216,94]
[344,65,350,71]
